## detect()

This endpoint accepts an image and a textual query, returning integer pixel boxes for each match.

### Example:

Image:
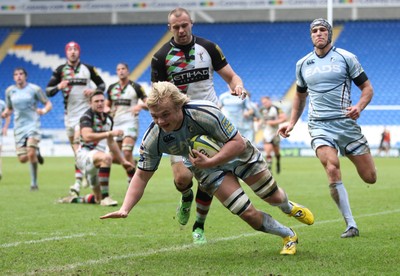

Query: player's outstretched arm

[100,169,154,219]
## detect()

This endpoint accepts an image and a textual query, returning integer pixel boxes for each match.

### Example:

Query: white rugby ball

[189,135,221,158]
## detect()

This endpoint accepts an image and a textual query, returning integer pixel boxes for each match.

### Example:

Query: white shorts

[65,120,80,139]
[113,120,139,142]
[263,128,280,145]
[76,148,99,186]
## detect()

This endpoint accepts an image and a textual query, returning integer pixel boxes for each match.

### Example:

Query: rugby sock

[192,188,212,231]
[126,168,135,185]
[30,162,38,187]
[330,182,357,228]
[274,192,292,214]
[276,154,281,173]
[99,167,111,199]
[74,194,96,204]
[266,155,272,170]
[257,212,293,237]
[181,186,193,202]
[75,166,83,184]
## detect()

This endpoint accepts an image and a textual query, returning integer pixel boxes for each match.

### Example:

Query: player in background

[219,87,256,141]
[151,7,247,244]
[2,67,52,190]
[278,18,377,238]
[100,81,315,255]
[240,93,261,144]
[58,91,134,206]
[377,127,391,157]
[106,63,148,185]
[0,99,11,180]
[46,41,106,196]
[259,96,287,174]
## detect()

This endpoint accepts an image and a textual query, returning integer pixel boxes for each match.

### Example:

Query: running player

[2,67,52,190]
[279,18,377,238]
[46,41,106,196]
[259,96,287,174]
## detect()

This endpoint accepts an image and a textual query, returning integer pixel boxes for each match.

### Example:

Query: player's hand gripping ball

[189,135,221,158]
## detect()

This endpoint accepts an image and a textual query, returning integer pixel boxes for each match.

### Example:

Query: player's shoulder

[81,107,94,118]
[297,51,314,66]
[28,82,42,91]
[54,63,67,72]
[194,35,222,54]
[80,62,96,70]
[5,85,16,93]
[333,46,356,58]
[153,39,173,58]
[194,36,215,46]
[142,122,160,143]
[107,81,119,90]
[218,91,230,100]
[128,80,142,89]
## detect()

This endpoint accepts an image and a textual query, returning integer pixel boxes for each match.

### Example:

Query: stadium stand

[0,28,10,45]
[1,21,399,153]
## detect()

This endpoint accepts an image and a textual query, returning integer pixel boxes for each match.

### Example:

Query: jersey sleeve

[295,58,308,92]
[86,64,106,92]
[151,43,170,82]
[5,86,13,109]
[31,84,49,104]
[80,110,93,129]
[138,123,163,171]
[46,65,63,97]
[196,37,228,72]
[106,82,116,101]
[132,81,147,99]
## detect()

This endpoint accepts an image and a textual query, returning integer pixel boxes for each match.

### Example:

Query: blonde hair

[147,82,190,109]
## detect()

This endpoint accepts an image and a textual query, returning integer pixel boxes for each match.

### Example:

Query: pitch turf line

[0,233,95,248]
[22,208,400,275]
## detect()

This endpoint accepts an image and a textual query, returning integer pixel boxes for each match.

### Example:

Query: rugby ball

[189,135,221,158]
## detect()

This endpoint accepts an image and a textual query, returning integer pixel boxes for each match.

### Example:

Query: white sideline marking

[0,233,95,248]
[15,208,400,275]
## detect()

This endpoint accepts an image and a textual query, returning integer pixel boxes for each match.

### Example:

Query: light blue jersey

[139,100,236,170]
[296,46,366,121]
[219,91,253,135]
[5,83,48,145]
[138,100,266,195]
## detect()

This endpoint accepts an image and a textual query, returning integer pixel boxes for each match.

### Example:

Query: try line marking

[0,233,95,248]
[2,208,396,275]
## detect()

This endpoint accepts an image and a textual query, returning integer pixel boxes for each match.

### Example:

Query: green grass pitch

[0,156,399,275]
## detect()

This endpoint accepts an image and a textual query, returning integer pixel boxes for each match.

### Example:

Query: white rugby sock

[330,182,357,229]
[257,212,293,238]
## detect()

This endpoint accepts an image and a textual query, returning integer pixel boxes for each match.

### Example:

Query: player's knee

[174,180,193,192]
[362,169,377,184]
[18,155,28,163]
[102,154,113,166]
[173,171,192,188]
